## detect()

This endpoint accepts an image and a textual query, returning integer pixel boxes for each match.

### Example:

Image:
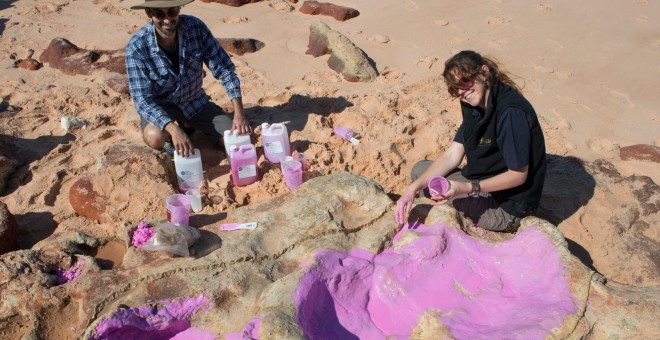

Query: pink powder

[56,259,84,285]
[93,294,213,339]
[131,221,155,248]
[293,223,576,338]
[170,327,218,339]
[225,317,261,340]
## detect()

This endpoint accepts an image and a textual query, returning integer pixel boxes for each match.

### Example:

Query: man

[126,0,251,157]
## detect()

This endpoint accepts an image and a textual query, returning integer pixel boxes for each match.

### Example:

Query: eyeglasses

[448,79,474,98]
[151,7,180,19]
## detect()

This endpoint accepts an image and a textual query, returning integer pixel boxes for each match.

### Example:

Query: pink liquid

[283,160,303,190]
[262,123,291,163]
[230,144,259,186]
[166,194,190,226]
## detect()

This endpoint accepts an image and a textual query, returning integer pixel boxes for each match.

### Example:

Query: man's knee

[143,124,167,149]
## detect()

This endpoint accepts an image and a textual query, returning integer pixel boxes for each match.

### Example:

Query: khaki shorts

[411,160,521,232]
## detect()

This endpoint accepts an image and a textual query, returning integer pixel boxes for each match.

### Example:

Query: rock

[620,144,660,162]
[198,0,263,7]
[104,76,129,95]
[60,117,90,133]
[69,144,176,224]
[299,1,360,21]
[14,58,43,71]
[217,38,265,56]
[306,21,378,82]
[538,156,659,287]
[0,137,18,195]
[0,203,19,254]
[39,38,126,76]
[3,173,658,338]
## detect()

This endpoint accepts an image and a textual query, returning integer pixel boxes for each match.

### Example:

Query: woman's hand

[395,186,418,225]
[429,180,470,205]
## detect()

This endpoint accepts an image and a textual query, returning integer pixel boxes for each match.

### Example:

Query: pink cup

[282,160,303,190]
[166,194,191,226]
[428,176,450,196]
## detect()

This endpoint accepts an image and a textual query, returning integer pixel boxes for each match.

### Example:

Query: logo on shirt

[478,137,492,146]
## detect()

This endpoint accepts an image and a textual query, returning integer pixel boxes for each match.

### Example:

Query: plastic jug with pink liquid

[229,144,259,186]
[261,123,291,163]
[223,130,252,161]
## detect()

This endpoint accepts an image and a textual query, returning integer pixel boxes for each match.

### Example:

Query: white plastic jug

[229,144,259,186]
[261,123,291,164]
[174,148,204,189]
[223,130,252,161]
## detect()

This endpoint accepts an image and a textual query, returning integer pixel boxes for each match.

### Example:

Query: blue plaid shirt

[126,15,242,130]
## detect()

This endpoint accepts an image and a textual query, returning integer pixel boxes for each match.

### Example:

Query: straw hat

[130,0,194,9]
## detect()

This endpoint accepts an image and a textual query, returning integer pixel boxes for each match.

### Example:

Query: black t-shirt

[454,107,532,170]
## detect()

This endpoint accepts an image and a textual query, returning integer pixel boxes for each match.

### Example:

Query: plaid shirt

[126,15,241,130]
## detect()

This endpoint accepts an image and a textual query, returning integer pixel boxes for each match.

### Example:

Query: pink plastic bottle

[230,144,259,186]
[261,123,291,163]
[333,126,360,145]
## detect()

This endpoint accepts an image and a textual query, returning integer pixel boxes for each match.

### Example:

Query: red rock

[217,38,265,56]
[69,177,106,223]
[0,202,19,254]
[15,58,43,71]
[620,144,660,163]
[199,0,263,7]
[299,1,360,21]
[39,38,126,76]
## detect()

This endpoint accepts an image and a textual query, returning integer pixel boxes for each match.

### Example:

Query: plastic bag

[140,222,200,257]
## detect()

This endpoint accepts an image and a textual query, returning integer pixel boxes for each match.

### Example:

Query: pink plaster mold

[293,222,576,338]
[225,317,261,339]
[131,220,155,248]
[92,294,213,339]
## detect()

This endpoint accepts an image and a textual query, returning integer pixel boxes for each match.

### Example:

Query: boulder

[0,202,19,254]
[306,21,378,82]
[299,1,360,21]
[0,138,18,195]
[620,144,660,162]
[39,38,126,76]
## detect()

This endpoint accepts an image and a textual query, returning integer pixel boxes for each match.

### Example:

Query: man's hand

[231,97,252,135]
[232,116,251,135]
[165,122,194,157]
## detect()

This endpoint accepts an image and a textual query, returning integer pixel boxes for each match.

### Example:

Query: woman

[395,50,547,231]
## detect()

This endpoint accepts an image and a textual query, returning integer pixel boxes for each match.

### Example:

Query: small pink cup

[166,194,191,226]
[428,176,450,196]
[282,160,303,190]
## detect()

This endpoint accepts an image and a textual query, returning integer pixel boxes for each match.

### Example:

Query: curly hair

[442,50,522,95]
